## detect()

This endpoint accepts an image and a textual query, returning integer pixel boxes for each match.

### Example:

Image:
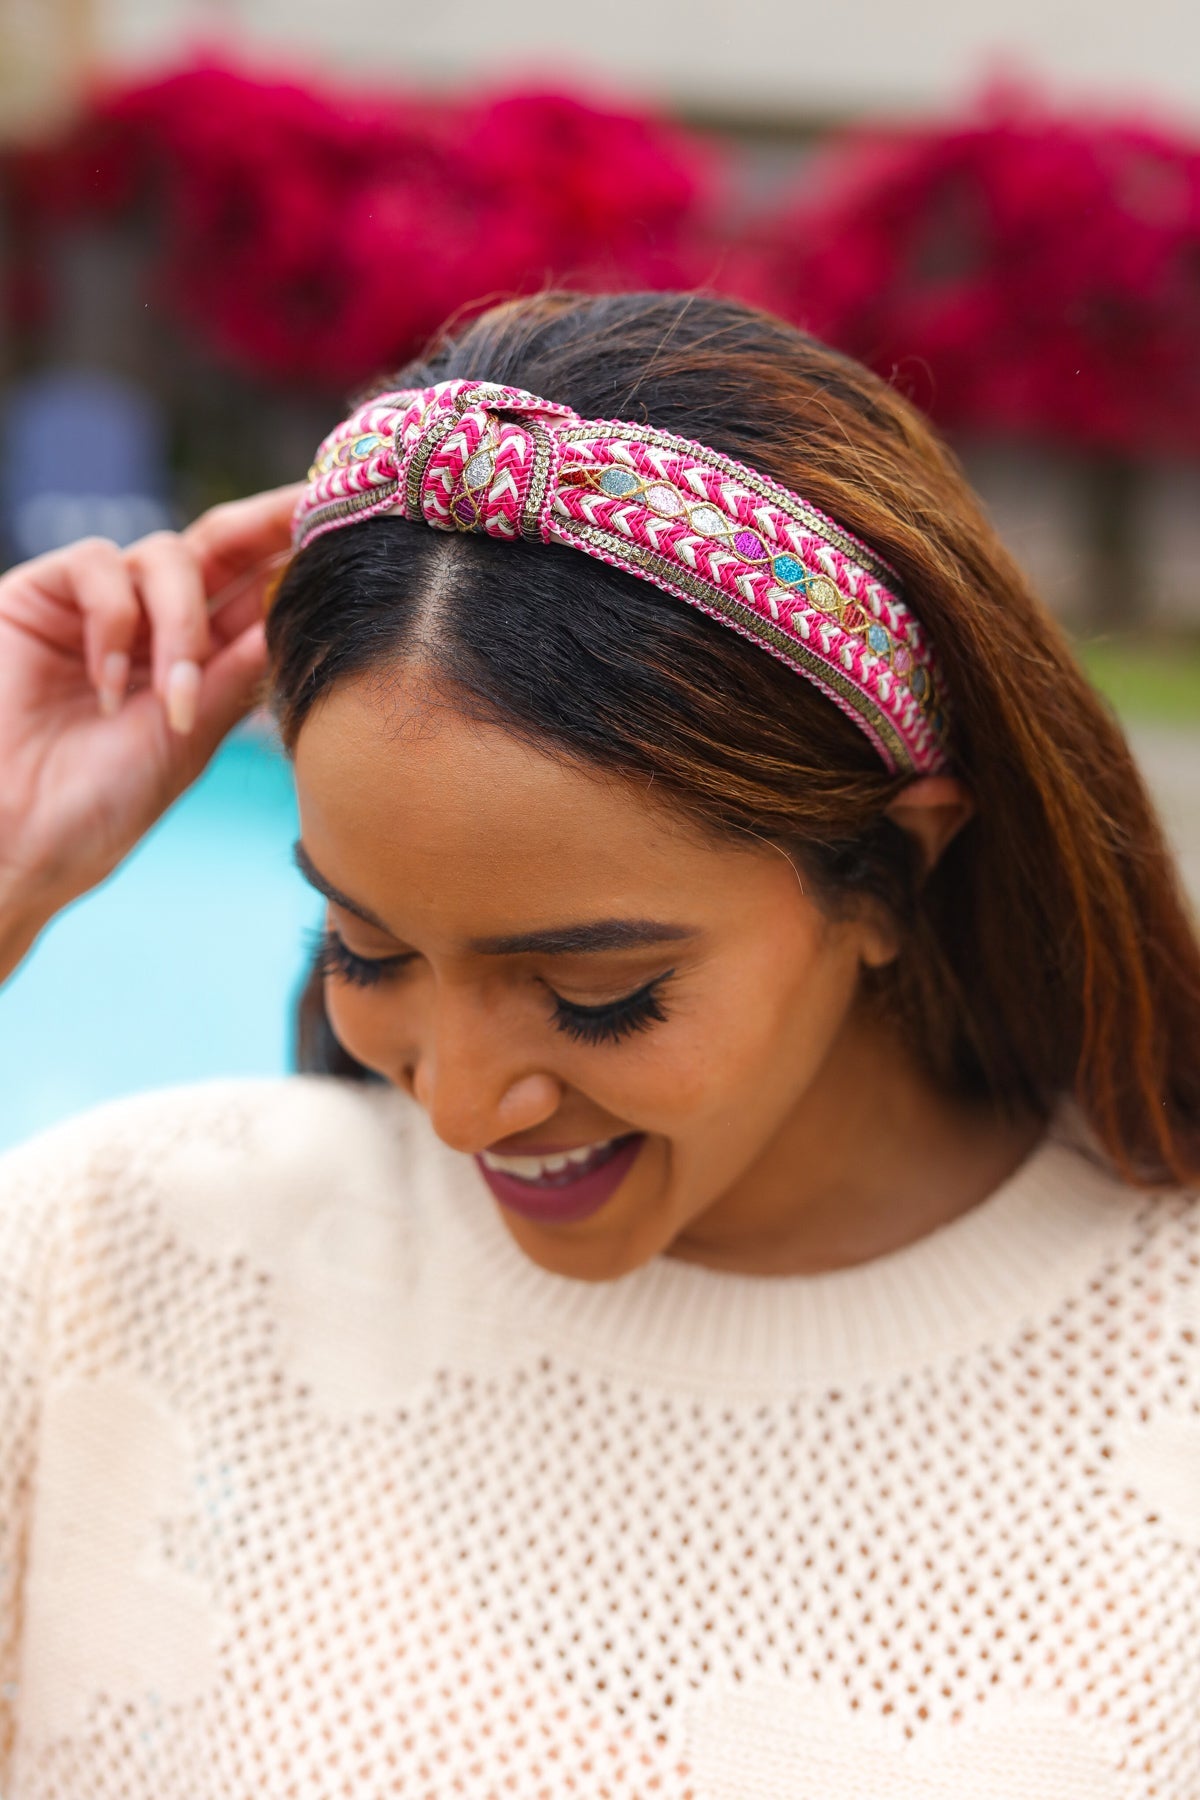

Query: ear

[885,775,975,876]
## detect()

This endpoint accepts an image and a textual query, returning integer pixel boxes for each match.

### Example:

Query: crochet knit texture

[0,1077,1197,1798]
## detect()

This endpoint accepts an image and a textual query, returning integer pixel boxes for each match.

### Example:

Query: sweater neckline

[412,1107,1137,1393]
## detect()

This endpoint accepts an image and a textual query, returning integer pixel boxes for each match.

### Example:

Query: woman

[1,292,1197,1797]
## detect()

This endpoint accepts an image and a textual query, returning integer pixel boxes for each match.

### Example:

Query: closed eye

[318,928,413,988]
[319,927,676,1045]
[548,971,676,1046]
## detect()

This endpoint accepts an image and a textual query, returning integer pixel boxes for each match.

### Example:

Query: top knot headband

[291,378,949,775]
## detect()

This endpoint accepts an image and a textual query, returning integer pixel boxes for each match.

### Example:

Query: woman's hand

[0,485,301,982]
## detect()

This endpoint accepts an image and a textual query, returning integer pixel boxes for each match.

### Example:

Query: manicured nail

[165,659,202,735]
[98,650,130,717]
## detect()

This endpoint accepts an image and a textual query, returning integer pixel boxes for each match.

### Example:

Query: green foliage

[1076,635,1200,725]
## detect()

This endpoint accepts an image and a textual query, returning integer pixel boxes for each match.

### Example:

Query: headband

[291,378,948,774]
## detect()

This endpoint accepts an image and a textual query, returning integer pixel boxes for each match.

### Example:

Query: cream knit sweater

[0,1076,1197,1799]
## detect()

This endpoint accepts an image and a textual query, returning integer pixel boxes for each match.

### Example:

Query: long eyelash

[317,927,410,989]
[551,972,675,1047]
[317,924,674,1041]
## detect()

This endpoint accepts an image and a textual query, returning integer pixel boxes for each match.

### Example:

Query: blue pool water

[0,727,323,1153]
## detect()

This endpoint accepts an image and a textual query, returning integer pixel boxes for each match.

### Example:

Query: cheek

[323,980,397,1072]
[653,923,861,1121]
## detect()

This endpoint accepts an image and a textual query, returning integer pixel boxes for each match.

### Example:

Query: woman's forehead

[298,673,704,849]
[292,673,780,932]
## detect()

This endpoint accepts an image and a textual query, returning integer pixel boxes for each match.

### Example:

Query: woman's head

[269,290,1200,1276]
[292,657,930,1278]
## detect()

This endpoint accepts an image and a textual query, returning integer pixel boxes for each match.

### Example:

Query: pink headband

[293,378,948,774]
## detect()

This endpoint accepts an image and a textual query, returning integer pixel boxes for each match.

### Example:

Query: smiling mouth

[478,1134,636,1190]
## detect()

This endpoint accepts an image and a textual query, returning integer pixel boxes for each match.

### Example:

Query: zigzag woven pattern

[294,378,949,774]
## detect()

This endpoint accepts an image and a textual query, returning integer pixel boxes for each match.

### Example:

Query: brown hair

[269,290,1200,1187]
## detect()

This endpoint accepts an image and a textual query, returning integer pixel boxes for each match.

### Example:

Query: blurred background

[2,0,1200,1147]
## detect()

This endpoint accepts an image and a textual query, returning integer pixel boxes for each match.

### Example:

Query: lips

[474,1133,645,1224]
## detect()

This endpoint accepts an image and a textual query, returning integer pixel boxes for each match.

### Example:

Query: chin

[500,1207,665,1284]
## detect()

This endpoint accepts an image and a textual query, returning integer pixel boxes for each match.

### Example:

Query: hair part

[270,290,1200,1188]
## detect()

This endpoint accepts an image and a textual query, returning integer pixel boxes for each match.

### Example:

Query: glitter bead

[644,484,685,516]
[894,644,912,676]
[690,505,730,537]
[352,434,381,458]
[733,531,767,559]
[912,666,930,701]
[867,624,890,654]
[599,468,640,497]
[771,554,809,587]
[807,577,840,613]
[464,450,495,490]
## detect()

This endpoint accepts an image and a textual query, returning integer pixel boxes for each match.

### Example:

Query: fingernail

[98,650,130,717]
[165,659,202,735]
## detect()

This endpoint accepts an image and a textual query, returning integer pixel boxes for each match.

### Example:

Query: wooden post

[1084,454,1147,631]
[0,0,93,144]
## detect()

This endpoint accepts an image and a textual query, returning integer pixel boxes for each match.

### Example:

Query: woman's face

[293,666,896,1281]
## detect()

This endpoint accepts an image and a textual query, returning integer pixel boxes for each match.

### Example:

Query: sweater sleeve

[0,1129,61,1783]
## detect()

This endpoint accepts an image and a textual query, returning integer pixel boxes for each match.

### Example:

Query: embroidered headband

[291,378,949,774]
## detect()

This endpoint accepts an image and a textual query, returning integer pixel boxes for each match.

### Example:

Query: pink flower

[750,90,1200,456]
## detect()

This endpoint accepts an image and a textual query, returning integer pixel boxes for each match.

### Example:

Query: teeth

[489,1152,543,1180]
[481,1136,620,1180]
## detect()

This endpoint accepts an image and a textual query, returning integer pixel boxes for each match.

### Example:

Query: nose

[405,989,563,1155]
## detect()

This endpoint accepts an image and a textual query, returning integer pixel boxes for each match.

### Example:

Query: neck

[667,1007,1045,1276]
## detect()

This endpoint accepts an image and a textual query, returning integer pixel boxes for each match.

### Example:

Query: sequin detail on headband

[293,379,948,774]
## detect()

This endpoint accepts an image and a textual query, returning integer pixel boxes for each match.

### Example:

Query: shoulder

[1063,1115,1200,1293]
[0,1076,471,1426]
[0,1076,428,1263]
[1046,1135,1200,1434]
[1053,1120,1200,1316]
[1,1073,414,1178]
[1040,1110,1200,1305]
[1120,1175,1200,1335]
[1069,1172,1200,1551]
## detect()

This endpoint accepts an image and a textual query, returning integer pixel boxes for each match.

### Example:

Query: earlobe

[884,775,975,875]
[859,918,903,970]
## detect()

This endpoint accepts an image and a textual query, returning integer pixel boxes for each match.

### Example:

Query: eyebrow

[293,842,698,957]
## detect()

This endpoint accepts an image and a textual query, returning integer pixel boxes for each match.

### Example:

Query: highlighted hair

[270,291,1200,1188]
